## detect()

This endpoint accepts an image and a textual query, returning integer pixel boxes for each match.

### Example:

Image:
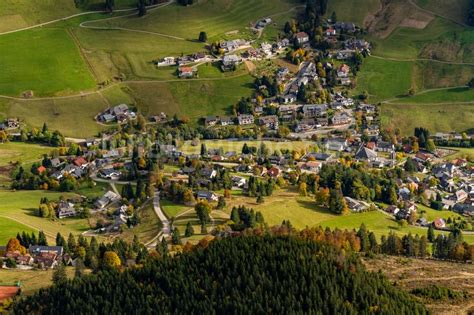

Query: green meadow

[381,103,474,135]
[0,217,35,245]
[93,0,300,40]
[0,190,91,243]
[0,142,52,167]
[0,28,95,96]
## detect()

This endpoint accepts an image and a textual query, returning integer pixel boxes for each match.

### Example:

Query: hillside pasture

[380,103,474,135]
[5,93,109,138]
[126,74,254,119]
[90,0,300,41]
[414,61,474,90]
[0,142,52,168]
[326,0,380,26]
[415,0,471,25]
[355,57,413,102]
[0,28,95,97]
[394,87,474,103]
[0,217,35,245]
[222,189,474,243]
[0,190,91,244]
[72,27,205,81]
[0,0,136,32]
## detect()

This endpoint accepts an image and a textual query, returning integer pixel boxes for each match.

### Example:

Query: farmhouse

[238,114,254,125]
[294,32,309,44]
[221,55,242,71]
[196,191,219,202]
[331,112,351,125]
[337,64,350,78]
[95,191,120,209]
[178,66,196,78]
[259,115,279,130]
[57,200,77,219]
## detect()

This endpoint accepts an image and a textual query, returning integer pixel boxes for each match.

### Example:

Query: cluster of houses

[380,155,474,229]
[97,104,136,124]
[0,118,20,131]
[0,245,65,270]
[41,156,90,181]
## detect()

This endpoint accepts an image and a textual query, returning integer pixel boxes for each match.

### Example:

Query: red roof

[339,64,350,73]
[180,67,194,73]
[37,166,46,174]
[73,157,87,166]
[0,286,20,302]
[295,31,308,38]
[366,142,376,150]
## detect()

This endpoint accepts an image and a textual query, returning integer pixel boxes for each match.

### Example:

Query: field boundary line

[370,55,474,66]
[0,1,175,36]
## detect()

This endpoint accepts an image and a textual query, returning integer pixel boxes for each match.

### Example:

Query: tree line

[13,234,428,314]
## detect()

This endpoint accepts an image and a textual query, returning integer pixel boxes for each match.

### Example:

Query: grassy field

[381,103,474,135]
[161,200,190,219]
[0,217,35,246]
[0,28,95,97]
[0,0,136,32]
[355,57,413,101]
[326,0,380,26]
[413,61,474,90]
[126,74,254,119]
[0,268,75,296]
[0,190,91,244]
[393,87,474,103]
[221,188,474,243]
[416,0,471,25]
[120,202,161,244]
[92,0,300,40]
[4,93,109,138]
[368,18,472,62]
[0,142,52,167]
[73,27,205,81]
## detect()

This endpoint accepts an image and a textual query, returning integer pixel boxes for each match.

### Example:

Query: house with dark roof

[355,145,378,162]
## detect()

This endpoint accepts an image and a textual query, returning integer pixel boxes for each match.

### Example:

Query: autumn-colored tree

[315,187,330,206]
[299,182,308,196]
[103,251,121,268]
[412,141,420,153]
[6,238,26,255]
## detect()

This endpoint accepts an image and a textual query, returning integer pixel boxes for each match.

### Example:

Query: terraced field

[91,0,300,40]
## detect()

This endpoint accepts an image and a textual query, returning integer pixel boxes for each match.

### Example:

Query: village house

[302,104,328,118]
[280,94,297,104]
[297,161,321,173]
[337,64,350,78]
[220,39,247,53]
[196,191,219,202]
[157,57,176,67]
[294,31,309,44]
[433,218,446,229]
[237,114,255,125]
[214,116,231,126]
[57,200,77,219]
[259,115,279,130]
[205,116,219,127]
[355,145,378,162]
[178,66,196,78]
[325,138,348,151]
[221,54,242,71]
[344,197,370,212]
[95,191,120,210]
[331,112,352,125]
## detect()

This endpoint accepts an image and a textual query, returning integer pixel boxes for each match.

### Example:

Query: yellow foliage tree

[103,251,121,268]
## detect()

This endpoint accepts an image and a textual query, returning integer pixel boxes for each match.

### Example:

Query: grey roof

[355,145,377,160]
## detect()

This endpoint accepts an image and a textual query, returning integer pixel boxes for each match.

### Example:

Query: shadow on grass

[296,199,334,215]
